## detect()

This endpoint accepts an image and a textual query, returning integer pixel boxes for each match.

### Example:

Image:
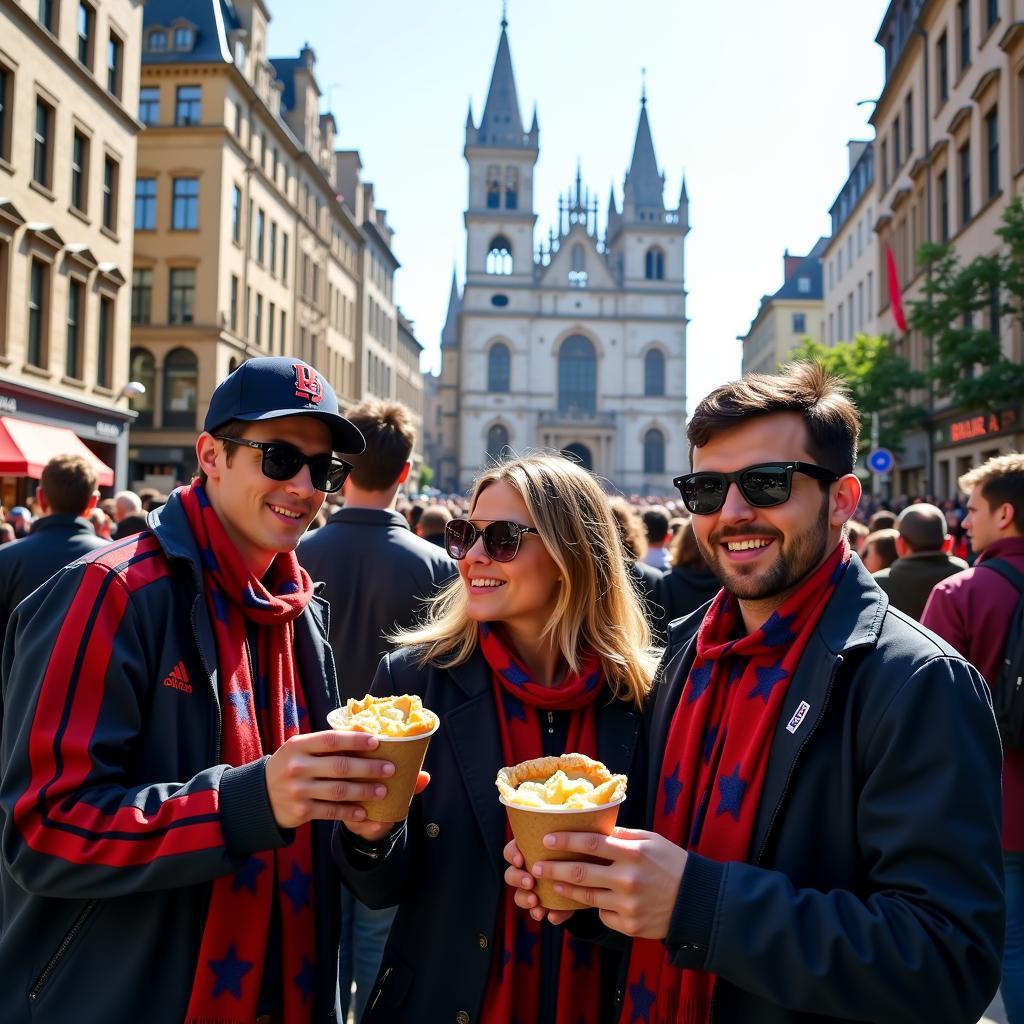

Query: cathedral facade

[433,18,689,494]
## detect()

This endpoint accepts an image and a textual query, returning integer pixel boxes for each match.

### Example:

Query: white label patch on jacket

[786,701,811,734]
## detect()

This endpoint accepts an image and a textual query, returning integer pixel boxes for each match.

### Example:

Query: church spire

[441,267,461,348]
[623,85,666,216]
[475,13,529,148]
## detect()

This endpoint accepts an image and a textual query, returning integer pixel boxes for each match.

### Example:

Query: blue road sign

[867,448,895,474]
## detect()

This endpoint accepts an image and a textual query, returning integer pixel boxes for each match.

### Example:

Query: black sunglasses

[674,461,841,515]
[444,518,541,562]
[215,436,352,493]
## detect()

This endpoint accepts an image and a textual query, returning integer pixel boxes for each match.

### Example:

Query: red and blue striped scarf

[622,541,850,1024]
[181,481,317,1024]
[478,622,606,1024]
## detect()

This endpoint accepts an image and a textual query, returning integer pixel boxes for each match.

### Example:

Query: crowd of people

[0,354,1020,1024]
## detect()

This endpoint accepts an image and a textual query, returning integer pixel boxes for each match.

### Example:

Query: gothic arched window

[486,423,510,462]
[643,428,665,474]
[558,335,596,415]
[504,167,518,210]
[569,244,588,288]
[486,235,513,275]
[129,347,156,427]
[487,342,510,393]
[163,347,198,428]
[644,349,665,396]
[486,165,500,209]
[645,247,665,280]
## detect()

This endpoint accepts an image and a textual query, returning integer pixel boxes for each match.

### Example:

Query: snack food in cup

[327,694,439,822]
[496,753,627,911]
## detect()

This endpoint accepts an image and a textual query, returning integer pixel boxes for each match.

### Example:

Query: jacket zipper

[29,900,98,1001]
[546,710,554,735]
[367,966,392,1013]
[191,601,221,761]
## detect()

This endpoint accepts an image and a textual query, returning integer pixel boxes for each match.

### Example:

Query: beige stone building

[872,0,1024,498]
[740,240,826,376]
[0,0,144,502]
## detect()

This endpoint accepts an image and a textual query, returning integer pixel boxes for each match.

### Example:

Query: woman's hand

[502,838,574,925]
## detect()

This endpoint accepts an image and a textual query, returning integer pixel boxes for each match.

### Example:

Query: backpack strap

[978,558,1024,595]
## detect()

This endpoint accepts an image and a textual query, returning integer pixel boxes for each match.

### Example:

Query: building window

[254,293,263,347]
[128,348,155,426]
[281,233,289,284]
[505,167,518,210]
[279,309,286,353]
[990,284,1000,340]
[138,86,159,126]
[938,169,950,241]
[958,0,970,72]
[486,235,513,275]
[134,177,156,230]
[71,130,89,212]
[880,139,889,191]
[643,429,665,475]
[558,334,597,415]
[255,208,265,263]
[486,424,509,463]
[131,268,152,324]
[65,278,84,379]
[38,0,58,33]
[77,3,94,69]
[174,26,194,50]
[0,65,11,164]
[147,29,167,52]
[163,347,198,428]
[229,274,239,331]
[171,177,199,230]
[102,155,118,232]
[645,247,665,280]
[267,301,275,351]
[269,221,277,273]
[893,115,901,169]
[959,140,972,225]
[232,101,242,137]
[168,268,195,324]
[904,92,913,158]
[937,32,948,103]
[797,276,811,294]
[33,97,54,189]
[486,165,500,209]
[792,313,806,334]
[96,295,112,388]
[644,349,665,396]
[487,342,510,392]
[986,106,999,199]
[107,32,123,98]
[175,85,201,126]
[569,244,588,288]
[231,184,242,243]
[27,258,49,368]
[987,0,999,31]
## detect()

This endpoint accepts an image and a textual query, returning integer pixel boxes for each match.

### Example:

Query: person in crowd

[0,357,387,1024]
[0,524,15,546]
[417,504,453,546]
[657,517,720,625]
[640,505,672,570]
[0,455,109,644]
[922,453,1024,1024]
[507,363,1003,1024]
[861,527,899,573]
[867,508,897,531]
[297,399,455,1024]
[7,506,32,538]
[87,506,113,541]
[112,490,148,540]
[945,506,972,562]
[608,496,667,640]
[873,502,967,620]
[846,519,868,555]
[334,454,659,1023]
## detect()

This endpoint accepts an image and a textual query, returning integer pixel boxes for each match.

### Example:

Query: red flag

[886,243,908,333]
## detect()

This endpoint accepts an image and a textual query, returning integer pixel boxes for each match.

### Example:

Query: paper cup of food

[327,694,439,822]
[496,753,627,911]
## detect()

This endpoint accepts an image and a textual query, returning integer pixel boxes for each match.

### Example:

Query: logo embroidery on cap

[292,363,323,405]
[786,700,811,734]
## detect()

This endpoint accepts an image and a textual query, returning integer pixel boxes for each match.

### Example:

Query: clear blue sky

[268,0,891,409]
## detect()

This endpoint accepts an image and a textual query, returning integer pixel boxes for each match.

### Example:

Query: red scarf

[181,481,317,1024]
[622,541,850,1024]
[479,623,606,1024]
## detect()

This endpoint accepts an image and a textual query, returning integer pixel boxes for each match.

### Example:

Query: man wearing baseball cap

[0,358,399,1023]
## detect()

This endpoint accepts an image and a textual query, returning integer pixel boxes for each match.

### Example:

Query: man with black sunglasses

[0,357,400,1024]
[509,361,1004,1024]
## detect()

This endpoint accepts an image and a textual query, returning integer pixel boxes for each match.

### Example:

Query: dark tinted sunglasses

[216,436,352,493]
[444,518,541,562]
[674,461,840,515]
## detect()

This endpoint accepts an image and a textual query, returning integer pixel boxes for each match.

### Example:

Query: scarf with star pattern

[181,481,317,1024]
[621,540,850,1024]
[478,622,606,1024]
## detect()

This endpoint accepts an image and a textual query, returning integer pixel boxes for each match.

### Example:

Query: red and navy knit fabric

[623,542,850,1024]
[478,622,606,1024]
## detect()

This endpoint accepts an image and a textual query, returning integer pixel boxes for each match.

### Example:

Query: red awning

[0,416,114,487]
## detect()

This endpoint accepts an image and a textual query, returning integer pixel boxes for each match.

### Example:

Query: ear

[998,501,1017,532]
[896,536,909,557]
[397,461,412,485]
[940,535,953,553]
[84,490,100,514]
[195,433,222,483]
[831,473,862,528]
[35,486,49,515]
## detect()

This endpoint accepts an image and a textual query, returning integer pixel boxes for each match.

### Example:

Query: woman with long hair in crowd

[657,516,721,625]
[334,453,660,1023]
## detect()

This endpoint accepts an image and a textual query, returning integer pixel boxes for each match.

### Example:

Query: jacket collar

[24,513,96,536]
[978,536,1024,562]
[148,489,205,589]
[327,506,409,530]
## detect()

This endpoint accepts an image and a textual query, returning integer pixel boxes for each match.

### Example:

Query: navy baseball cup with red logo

[204,356,365,455]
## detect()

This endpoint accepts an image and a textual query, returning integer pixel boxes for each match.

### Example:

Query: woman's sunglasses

[444,518,541,562]
[215,436,353,493]
[673,461,840,515]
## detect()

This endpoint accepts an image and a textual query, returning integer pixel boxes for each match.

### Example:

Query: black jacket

[629,559,668,641]
[873,550,969,621]
[333,646,646,1024]
[0,514,108,643]
[297,507,456,702]
[642,557,1004,1023]
[657,563,721,626]
[0,491,342,1023]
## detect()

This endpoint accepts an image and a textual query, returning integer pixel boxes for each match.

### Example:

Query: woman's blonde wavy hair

[391,453,662,707]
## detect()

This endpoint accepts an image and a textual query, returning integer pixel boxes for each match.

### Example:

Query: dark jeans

[336,888,396,1023]
[1005,851,1024,1024]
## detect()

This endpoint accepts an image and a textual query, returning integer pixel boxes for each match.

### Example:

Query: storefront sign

[938,407,1019,447]
[0,396,16,414]
[96,421,121,439]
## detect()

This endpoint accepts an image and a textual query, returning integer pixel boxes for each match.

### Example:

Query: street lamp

[119,381,146,401]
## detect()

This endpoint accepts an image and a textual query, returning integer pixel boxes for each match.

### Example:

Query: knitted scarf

[622,540,850,1024]
[181,481,317,1024]
[478,622,606,1024]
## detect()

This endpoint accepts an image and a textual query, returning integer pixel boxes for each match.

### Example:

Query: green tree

[418,464,434,491]
[908,195,1024,412]
[783,335,927,454]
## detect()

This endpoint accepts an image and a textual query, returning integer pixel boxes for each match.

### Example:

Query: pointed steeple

[476,16,529,148]
[623,88,666,215]
[441,268,462,348]
[466,100,475,131]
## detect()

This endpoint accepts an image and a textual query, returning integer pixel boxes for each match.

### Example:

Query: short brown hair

[40,455,97,515]
[865,528,900,569]
[344,400,415,491]
[197,419,246,486]
[668,518,707,570]
[688,361,860,475]
[959,453,1024,533]
[607,497,647,560]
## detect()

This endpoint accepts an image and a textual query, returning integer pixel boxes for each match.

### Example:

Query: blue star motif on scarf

[208,943,253,1000]
[716,764,748,820]
[514,916,538,966]
[583,669,601,692]
[748,659,788,703]
[727,656,748,686]
[244,587,273,610]
[687,662,713,703]
[228,690,252,725]
[702,724,720,765]
[662,762,684,816]
[568,934,593,970]
[232,855,266,893]
[280,863,312,913]
[281,580,299,594]
[761,611,797,648]
[497,948,513,982]
[628,971,656,1022]
[200,546,219,574]
[502,690,527,723]
[294,955,316,1003]
[283,690,306,730]
[211,587,230,624]
[501,662,531,687]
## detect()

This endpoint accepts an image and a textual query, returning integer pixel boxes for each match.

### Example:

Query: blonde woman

[334,453,660,1024]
